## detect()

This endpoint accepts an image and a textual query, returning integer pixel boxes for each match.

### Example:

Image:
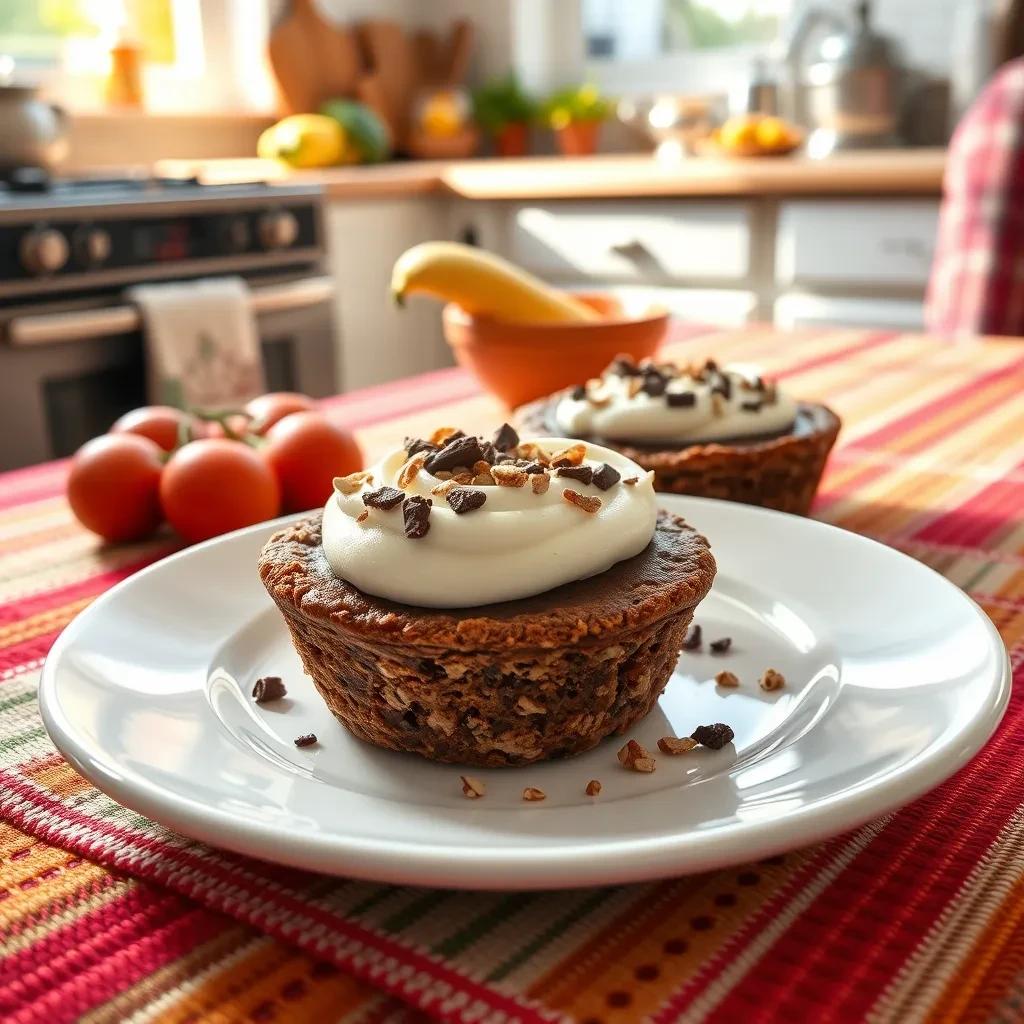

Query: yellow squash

[390,242,601,324]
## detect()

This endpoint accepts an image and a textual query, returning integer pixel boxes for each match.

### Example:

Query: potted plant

[543,84,611,156]
[472,75,536,157]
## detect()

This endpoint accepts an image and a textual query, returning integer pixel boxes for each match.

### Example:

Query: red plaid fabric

[926,58,1024,338]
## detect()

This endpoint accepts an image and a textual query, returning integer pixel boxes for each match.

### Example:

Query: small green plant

[471,75,537,134]
[542,84,611,129]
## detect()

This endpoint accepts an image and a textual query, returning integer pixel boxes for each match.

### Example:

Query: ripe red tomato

[111,406,193,452]
[160,439,280,544]
[245,392,317,435]
[67,434,164,543]
[263,411,362,512]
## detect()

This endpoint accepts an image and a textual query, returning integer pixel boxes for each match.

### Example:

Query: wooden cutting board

[357,19,418,147]
[268,0,361,113]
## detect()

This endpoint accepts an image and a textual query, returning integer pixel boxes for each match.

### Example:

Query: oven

[0,179,338,470]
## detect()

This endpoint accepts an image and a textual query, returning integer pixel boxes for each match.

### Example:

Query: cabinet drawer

[776,200,939,288]
[510,201,752,283]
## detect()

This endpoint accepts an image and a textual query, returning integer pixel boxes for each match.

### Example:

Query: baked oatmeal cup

[258,424,716,767]
[516,356,840,515]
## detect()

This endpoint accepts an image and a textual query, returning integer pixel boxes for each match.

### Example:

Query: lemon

[257,114,346,168]
[420,91,464,138]
[719,116,760,151]
[755,117,792,152]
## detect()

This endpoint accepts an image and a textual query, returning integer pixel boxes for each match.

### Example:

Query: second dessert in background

[515,356,840,515]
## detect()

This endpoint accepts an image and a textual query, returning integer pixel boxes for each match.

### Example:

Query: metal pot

[0,74,69,172]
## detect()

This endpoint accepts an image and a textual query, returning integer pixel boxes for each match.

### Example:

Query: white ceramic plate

[40,496,1010,890]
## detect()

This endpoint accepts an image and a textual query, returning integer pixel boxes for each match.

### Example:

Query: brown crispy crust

[516,396,841,516]
[258,511,716,766]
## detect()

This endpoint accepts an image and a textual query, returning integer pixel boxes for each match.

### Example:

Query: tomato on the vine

[111,406,194,452]
[244,392,317,435]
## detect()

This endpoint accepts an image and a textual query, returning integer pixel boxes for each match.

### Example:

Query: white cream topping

[554,362,797,444]
[322,437,657,608]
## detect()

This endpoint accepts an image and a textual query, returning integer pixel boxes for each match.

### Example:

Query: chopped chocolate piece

[523,462,547,475]
[404,437,439,459]
[562,488,602,513]
[356,510,369,523]
[623,476,640,485]
[558,464,594,485]
[362,486,404,511]
[460,775,485,799]
[709,637,732,654]
[522,787,547,801]
[691,723,735,750]
[740,400,764,412]
[492,422,520,452]
[294,733,318,747]
[641,372,667,397]
[592,463,621,490]
[446,487,487,514]
[585,779,602,796]
[479,441,499,465]
[715,670,740,687]
[658,736,698,755]
[430,426,464,446]
[402,495,432,539]
[611,355,642,376]
[759,668,786,691]
[682,623,702,651]
[551,443,586,467]
[531,473,550,494]
[424,434,485,474]
[666,391,697,409]
[570,384,587,401]
[333,471,373,496]
[492,465,528,487]
[252,676,287,703]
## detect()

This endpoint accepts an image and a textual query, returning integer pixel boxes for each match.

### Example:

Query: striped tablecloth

[3,325,1024,1024]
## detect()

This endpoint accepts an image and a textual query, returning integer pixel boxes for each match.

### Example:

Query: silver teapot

[0,57,68,172]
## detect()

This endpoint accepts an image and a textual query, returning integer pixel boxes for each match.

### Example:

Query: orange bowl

[442,294,668,409]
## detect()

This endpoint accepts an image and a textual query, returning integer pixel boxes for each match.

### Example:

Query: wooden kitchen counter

[161,148,946,201]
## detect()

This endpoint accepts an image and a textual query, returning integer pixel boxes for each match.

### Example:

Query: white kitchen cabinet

[510,201,753,283]
[593,285,759,326]
[774,292,926,331]
[776,199,939,288]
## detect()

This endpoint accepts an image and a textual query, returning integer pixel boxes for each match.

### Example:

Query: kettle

[787,1,906,156]
[0,58,69,174]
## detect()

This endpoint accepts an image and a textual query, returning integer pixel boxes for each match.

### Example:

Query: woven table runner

[4,327,1024,1024]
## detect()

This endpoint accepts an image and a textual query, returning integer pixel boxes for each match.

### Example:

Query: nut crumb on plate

[294,733,317,748]
[657,735,698,755]
[252,676,287,703]
[715,670,740,687]
[523,787,546,801]
[617,739,656,772]
[585,779,602,796]
[760,668,786,691]
[460,775,486,799]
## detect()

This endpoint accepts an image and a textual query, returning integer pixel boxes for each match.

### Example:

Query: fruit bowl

[442,294,668,408]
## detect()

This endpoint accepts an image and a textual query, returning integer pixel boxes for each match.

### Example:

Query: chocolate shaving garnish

[294,733,318,747]
[252,676,287,703]
[424,434,485,474]
[611,355,642,377]
[740,400,764,412]
[557,465,594,485]
[492,423,520,452]
[641,372,667,397]
[682,624,702,651]
[666,391,697,409]
[592,463,621,490]
[446,487,487,514]
[362,486,404,511]
[404,437,439,459]
[562,488,601,513]
[710,637,732,654]
[690,723,734,750]
[570,385,587,401]
[402,495,432,538]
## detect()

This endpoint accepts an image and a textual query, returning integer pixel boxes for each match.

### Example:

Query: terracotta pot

[555,119,602,156]
[495,121,529,157]
[442,293,668,409]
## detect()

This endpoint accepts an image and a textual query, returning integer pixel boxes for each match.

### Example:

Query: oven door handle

[6,276,336,347]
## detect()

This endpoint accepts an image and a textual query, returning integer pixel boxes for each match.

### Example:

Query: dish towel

[129,276,266,411]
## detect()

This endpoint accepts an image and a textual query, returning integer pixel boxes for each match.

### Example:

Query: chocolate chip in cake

[362,486,404,510]
[570,384,587,400]
[690,723,735,750]
[562,488,602,513]
[252,676,287,703]
[492,422,520,452]
[592,463,621,491]
[402,495,432,539]
[682,624,702,651]
[557,464,594,486]
[294,733,318,747]
[709,637,732,654]
[424,434,485,474]
[666,391,697,409]
[446,487,487,514]
[404,437,439,459]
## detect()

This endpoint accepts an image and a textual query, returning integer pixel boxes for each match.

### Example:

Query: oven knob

[219,216,251,253]
[258,209,299,250]
[20,228,70,275]
[75,227,112,267]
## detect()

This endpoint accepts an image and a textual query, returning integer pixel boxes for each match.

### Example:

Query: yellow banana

[390,242,600,324]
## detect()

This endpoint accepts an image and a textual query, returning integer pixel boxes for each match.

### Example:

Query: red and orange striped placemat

[4,326,1024,1023]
